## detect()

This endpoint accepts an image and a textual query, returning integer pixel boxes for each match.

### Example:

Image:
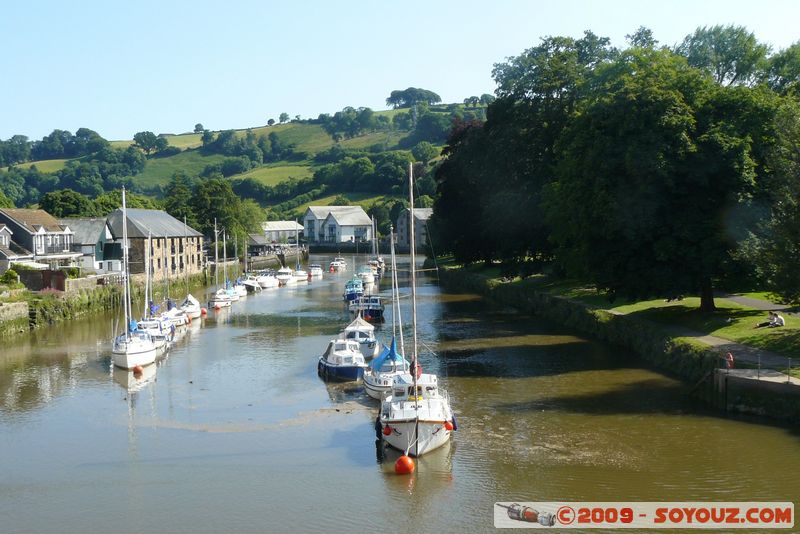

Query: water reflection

[0,255,798,534]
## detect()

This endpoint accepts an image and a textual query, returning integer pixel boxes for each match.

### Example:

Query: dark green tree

[163,172,198,228]
[132,131,159,154]
[194,123,205,133]
[279,113,289,124]
[39,189,97,217]
[411,141,438,165]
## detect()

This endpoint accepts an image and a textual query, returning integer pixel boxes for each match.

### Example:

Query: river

[0,255,798,533]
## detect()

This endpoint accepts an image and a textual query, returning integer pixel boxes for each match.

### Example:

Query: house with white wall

[303,206,372,244]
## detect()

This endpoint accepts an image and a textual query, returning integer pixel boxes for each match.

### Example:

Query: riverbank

[435,264,800,424]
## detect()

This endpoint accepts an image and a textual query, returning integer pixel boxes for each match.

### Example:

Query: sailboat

[293,220,308,282]
[136,231,173,354]
[364,226,410,400]
[179,217,203,319]
[378,163,455,457]
[112,187,157,369]
[209,219,233,309]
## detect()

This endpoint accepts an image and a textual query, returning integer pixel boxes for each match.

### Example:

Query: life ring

[724,352,734,369]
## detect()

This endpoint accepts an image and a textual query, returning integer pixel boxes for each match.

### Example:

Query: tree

[479,93,496,105]
[267,118,275,126]
[676,24,769,86]
[386,87,442,108]
[545,48,778,311]
[279,113,289,124]
[625,26,658,48]
[154,137,169,153]
[194,123,205,133]
[0,189,13,208]
[411,141,438,165]
[766,42,800,95]
[163,172,198,229]
[132,131,159,154]
[40,189,97,217]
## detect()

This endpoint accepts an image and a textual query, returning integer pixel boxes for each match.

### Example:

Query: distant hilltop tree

[386,87,441,108]
[194,123,204,133]
[267,118,275,126]
[279,113,289,124]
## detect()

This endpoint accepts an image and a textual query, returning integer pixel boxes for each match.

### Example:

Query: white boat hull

[381,419,452,457]
[112,340,157,369]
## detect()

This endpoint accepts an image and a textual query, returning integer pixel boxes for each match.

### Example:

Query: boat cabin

[321,340,364,366]
[391,373,439,401]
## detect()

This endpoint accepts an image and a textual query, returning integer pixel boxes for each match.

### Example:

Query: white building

[303,206,372,244]
[396,208,433,251]
[261,220,304,243]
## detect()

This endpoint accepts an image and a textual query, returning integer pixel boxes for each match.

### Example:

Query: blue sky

[1,0,799,141]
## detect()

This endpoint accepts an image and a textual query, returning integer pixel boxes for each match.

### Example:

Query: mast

[295,219,300,270]
[144,231,151,319]
[389,224,404,357]
[184,216,189,297]
[223,230,227,288]
[214,218,219,290]
[408,162,420,456]
[122,187,131,339]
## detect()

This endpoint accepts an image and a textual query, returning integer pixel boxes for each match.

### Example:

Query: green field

[134,150,227,188]
[15,158,70,173]
[237,164,313,186]
[163,133,203,149]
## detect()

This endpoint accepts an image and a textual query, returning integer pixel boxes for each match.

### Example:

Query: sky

[2,0,799,141]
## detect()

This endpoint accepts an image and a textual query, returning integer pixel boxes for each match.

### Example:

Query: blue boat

[343,277,364,302]
[317,339,368,382]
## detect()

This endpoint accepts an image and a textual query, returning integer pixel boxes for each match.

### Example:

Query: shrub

[0,268,19,284]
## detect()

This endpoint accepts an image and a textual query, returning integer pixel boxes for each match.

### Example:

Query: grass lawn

[15,158,70,173]
[135,150,227,188]
[237,164,313,186]
[163,133,203,150]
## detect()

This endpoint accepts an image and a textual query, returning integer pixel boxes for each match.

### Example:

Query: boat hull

[380,419,451,457]
[112,343,157,369]
[317,359,365,382]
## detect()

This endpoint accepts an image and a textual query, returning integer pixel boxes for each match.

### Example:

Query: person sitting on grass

[769,313,786,328]
[755,311,775,328]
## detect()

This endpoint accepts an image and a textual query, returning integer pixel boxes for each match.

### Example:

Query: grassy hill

[14,158,70,173]
[237,164,313,186]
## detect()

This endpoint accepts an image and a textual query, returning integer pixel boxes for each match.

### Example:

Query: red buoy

[329,266,334,273]
[201,308,208,316]
[382,425,392,436]
[132,365,143,375]
[395,455,415,475]
[444,421,454,431]
[213,304,221,311]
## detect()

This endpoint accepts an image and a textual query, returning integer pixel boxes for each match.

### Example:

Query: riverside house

[303,206,372,244]
[0,208,81,271]
[261,220,304,243]
[396,208,433,252]
[106,209,204,281]
[58,217,117,273]
[0,224,34,274]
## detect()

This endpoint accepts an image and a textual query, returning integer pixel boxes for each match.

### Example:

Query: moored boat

[317,339,368,381]
[341,315,381,360]
[364,337,410,400]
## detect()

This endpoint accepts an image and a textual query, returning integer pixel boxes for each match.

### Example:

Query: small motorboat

[276,267,295,286]
[329,256,347,272]
[257,271,279,289]
[317,339,368,382]
[356,265,375,285]
[348,294,385,322]
[309,264,324,278]
[341,315,381,360]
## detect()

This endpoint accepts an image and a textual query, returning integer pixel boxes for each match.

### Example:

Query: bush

[0,268,19,285]
[10,262,37,272]
[62,267,81,279]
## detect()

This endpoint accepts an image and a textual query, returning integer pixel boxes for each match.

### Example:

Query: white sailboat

[364,226,410,400]
[179,216,203,319]
[378,163,455,458]
[210,219,233,309]
[293,221,308,282]
[112,187,157,369]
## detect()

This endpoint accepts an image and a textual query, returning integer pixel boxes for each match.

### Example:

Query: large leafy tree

[386,88,441,108]
[40,189,97,217]
[133,131,159,154]
[545,48,779,311]
[163,172,198,229]
[676,24,769,87]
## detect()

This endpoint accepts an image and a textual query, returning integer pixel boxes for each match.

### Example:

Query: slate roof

[248,234,270,246]
[411,208,433,221]
[0,208,67,233]
[0,240,33,260]
[106,209,203,239]
[323,206,372,227]
[262,221,303,232]
[58,218,108,245]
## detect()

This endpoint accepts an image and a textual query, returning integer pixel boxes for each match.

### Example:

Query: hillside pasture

[15,158,70,173]
[237,164,313,186]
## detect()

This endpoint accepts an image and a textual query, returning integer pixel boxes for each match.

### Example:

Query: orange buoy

[444,421,454,431]
[395,455,415,475]
[201,308,208,316]
[132,365,143,375]
[382,425,392,436]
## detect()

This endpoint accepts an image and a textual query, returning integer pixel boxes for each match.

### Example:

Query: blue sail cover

[370,337,408,371]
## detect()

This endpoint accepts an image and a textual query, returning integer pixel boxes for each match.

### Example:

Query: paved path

[716,292,797,314]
